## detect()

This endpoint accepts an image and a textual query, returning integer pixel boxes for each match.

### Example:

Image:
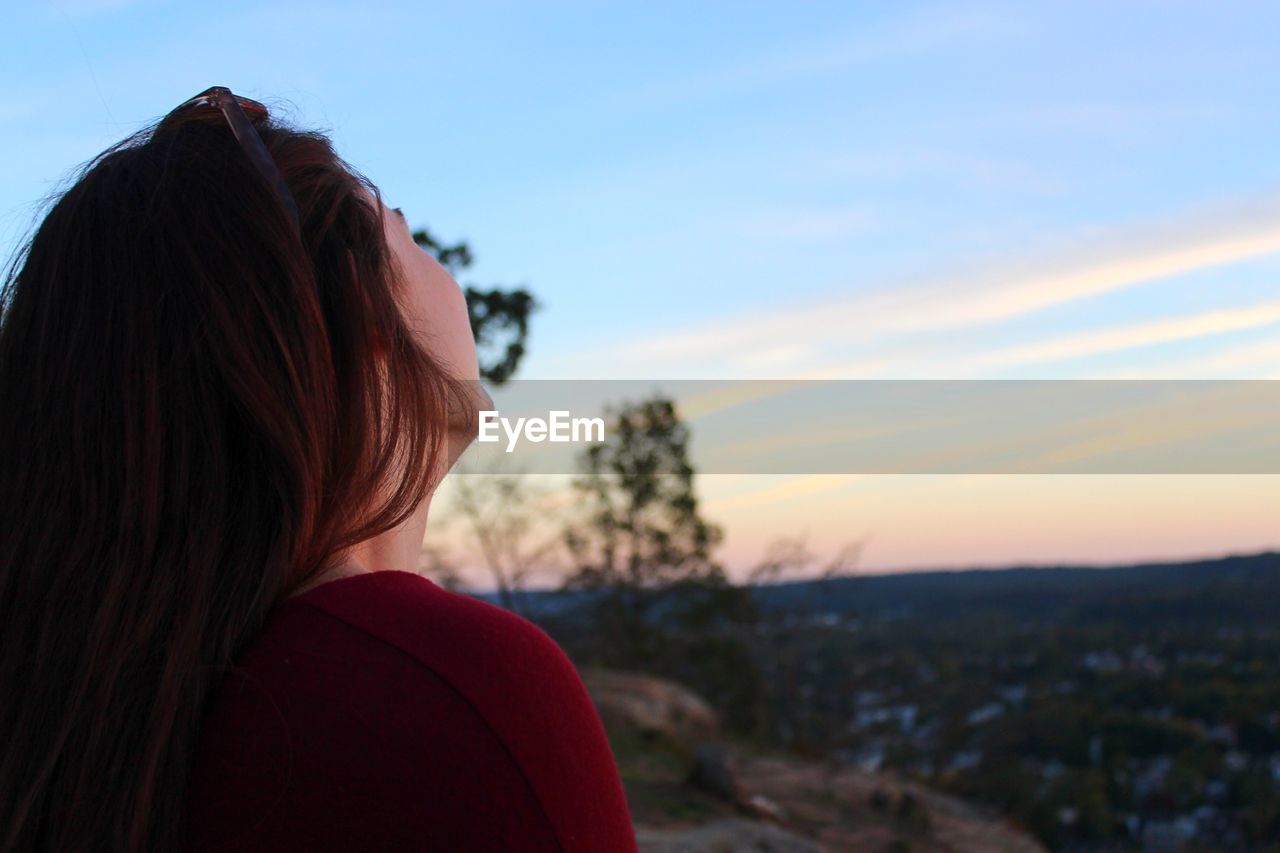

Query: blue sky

[5,2,1279,380]
[3,1,1278,575]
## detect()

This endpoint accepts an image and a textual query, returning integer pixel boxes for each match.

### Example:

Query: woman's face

[380,199,479,383]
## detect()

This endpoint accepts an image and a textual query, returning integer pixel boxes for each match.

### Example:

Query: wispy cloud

[932,299,1280,375]
[704,475,863,513]
[1105,338,1280,379]
[540,195,1280,379]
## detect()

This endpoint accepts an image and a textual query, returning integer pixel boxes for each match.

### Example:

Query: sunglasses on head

[160,86,301,232]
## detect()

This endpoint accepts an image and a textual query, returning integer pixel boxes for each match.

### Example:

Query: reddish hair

[0,101,455,849]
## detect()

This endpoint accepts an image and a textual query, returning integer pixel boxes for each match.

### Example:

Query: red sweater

[184,570,637,851]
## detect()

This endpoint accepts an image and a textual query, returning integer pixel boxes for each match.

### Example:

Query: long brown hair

[0,98,453,850]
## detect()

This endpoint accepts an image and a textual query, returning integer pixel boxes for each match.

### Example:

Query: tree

[449,470,564,615]
[559,395,764,731]
[564,395,722,593]
[748,536,863,586]
[413,227,536,384]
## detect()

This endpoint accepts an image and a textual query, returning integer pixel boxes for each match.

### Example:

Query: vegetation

[412,226,535,385]
[555,395,765,734]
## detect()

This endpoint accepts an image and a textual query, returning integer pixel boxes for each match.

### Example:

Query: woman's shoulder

[285,571,594,778]
[285,570,637,850]
[190,571,564,850]
[188,571,636,851]
[293,569,545,649]
[289,569,604,758]
[291,570,575,698]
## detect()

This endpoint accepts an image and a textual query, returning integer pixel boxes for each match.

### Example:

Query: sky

[2,1,1278,581]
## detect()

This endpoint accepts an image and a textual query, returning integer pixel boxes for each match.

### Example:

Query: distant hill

[486,550,1280,627]
[751,550,1280,627]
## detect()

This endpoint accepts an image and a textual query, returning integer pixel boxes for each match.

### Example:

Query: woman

[0,87,636,851]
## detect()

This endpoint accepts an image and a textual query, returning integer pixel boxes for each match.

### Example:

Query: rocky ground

[581,668,1045,853]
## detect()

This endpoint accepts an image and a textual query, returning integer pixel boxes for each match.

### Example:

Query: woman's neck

[288,484,436,598]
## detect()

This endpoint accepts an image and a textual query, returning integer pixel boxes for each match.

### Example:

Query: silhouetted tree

[412,226,535,384]
[561,395,763,731]
[564,396,722,595]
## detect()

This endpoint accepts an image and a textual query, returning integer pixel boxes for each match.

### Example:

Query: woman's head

[0,89,464,850]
